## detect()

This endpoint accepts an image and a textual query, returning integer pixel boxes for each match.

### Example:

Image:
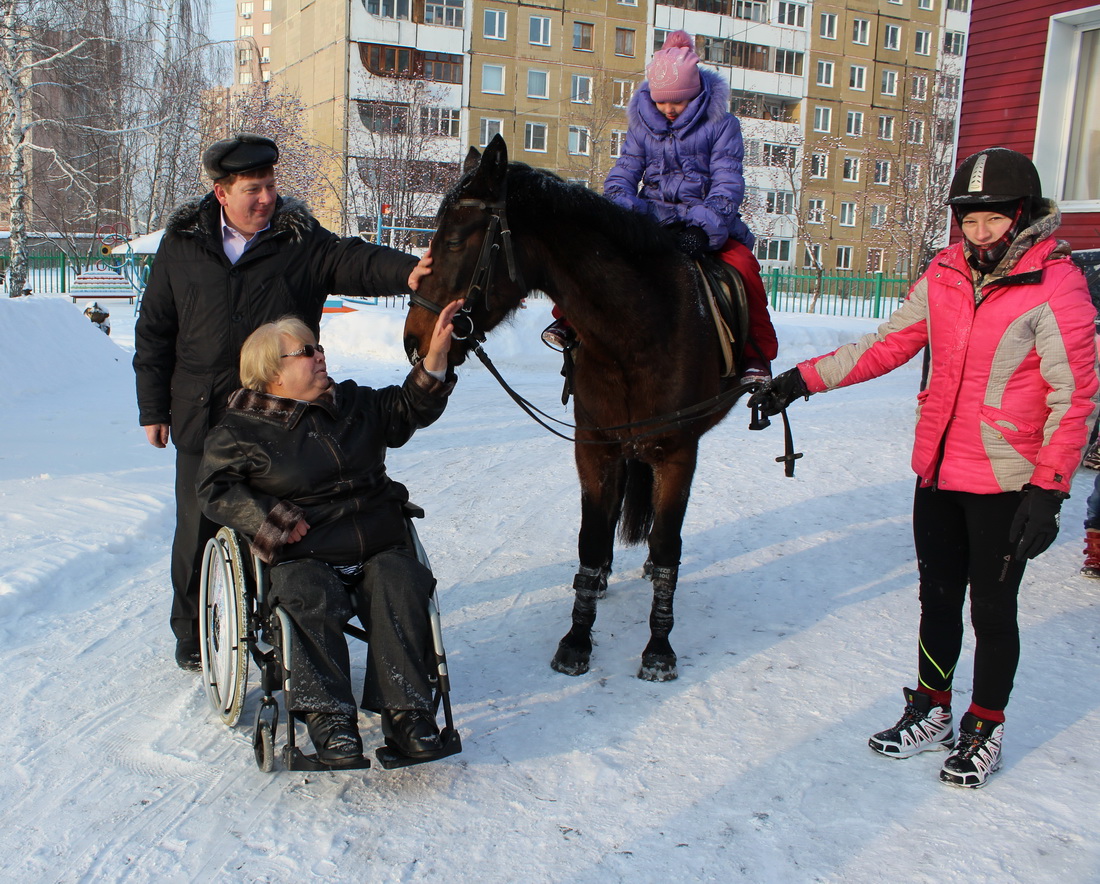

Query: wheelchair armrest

[402,501,425,520]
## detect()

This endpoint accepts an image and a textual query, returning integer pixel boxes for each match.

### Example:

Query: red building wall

[958,0,1100,248]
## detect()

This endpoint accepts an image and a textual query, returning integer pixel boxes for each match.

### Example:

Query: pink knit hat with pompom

[647,31,701,102]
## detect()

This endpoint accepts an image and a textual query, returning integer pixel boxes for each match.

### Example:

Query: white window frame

[817,60,834,87]
[807,198,825,223]
[777,2,806,28]
[805,242,822,268]
[881,70,898,96]
[481,64,505,94]
[524,122,547,152]
[529,16,551,46]
[912,74,929,101]
[1034,8,1100,208]
[839,202,856,227]
[820,12,837,40]
[527,69,549,99]
[836,245,853,270]
[850,65,866,91]
[568,125,591,156]
[613,80,634,107]
[908,119,925,144]
[842,156,861,182]
[571,74,592,104]
[846,111,863,137]
[870,205,888,229]
[918,0,934,9]
[874,160,892,185]
[810,152,829,178]
[915,30,931,56]
[480,118,502,147]
[883,24,901,51]
[483,8,506,40]
[852,19,869,45]
[944,31,966,56]
[878,115,894,140]
[813,106,832,133]
[610,129,628,158]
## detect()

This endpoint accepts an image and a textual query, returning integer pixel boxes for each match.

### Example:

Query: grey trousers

[268,548,436,715]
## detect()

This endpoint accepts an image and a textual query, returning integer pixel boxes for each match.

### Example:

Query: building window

[912,74,929,101]
[363,44,413,77]
[615,28,635,57]
[881,70,898,96]
[239,47,253,66]
[260,47,269,63]
[755,238,792,262]
[425,0,462,26]
[701,36,771,71]
[482,64,505,94]
[817,61,834,87]
[529,16,550,46]
[358,101,408,134]
[774,49,804,75]
[919,0,934,9]
[766,191,795,214]
[613,80,633,107]
[836,246,853,270]
[735,1,768,22]
[420,107,460,137]
[810,152,828,178]
[914,30,931,56]
[850,65,866,91]
[813,106,832,132]
[944,31,966,56]
[907,119,925,144]
[240,25,253,37]
[870,205,888,229]
[777,2,806,27]
[239,71,252,85]
[846,111,863,136]
[947,0,968,10]
[842,156,860,182]
[263,0,271,9]
[480,118,502,147]
[610,130,627,158]
[763,142,797,167]
[867,248,884,272]
[571,75,592,103]
[905,162,922,186]
[262,22,271,35]
[240,2,253,14]
[852,19,869,45]
[936,117,956,143]
[874,160,892,184]
[524,122,547,152]
[527,69,548,99]
[839,202,856,226]
[807,198,825,223]
[422,52,462,84]
[820,12,837,39]
[366,0,409,20]
[878,115,894,140]
[568,126,590,155]
[883,24,900,51]
[573,22,594,51]
[483,9,506,39]
[805,243,822,268]
[939,74,960,100]
[618,0,637,6]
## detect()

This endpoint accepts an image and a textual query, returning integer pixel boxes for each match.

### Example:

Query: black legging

[912,482,1028,712]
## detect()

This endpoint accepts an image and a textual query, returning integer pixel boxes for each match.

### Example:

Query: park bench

[69,269,137,304]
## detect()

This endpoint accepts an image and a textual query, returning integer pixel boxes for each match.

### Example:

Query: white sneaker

[869,687,954,758]
[939,712,1003,788]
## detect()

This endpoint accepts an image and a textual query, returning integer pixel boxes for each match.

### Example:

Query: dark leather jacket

[134,193,417,454]
[196,369,453,565]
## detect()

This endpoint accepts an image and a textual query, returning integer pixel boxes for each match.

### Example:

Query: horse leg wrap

[647,566,678,638]
[573,565,609,598]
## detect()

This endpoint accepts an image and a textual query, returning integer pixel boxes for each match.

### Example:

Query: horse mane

[440,160,678,262]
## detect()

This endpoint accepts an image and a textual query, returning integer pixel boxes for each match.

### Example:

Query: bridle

[407,198,524,343]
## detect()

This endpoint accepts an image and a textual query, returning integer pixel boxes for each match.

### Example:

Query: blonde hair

[239,316,316,392]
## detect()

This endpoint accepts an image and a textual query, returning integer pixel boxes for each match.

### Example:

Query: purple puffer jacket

[603,68,752,250]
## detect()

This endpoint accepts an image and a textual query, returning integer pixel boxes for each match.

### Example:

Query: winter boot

[939,712,1003,788]
[1081,528,1100,578]
[738,356,772,387]
[869,687,954,758]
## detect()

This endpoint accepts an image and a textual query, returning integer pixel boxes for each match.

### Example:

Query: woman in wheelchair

[196,300,462,767]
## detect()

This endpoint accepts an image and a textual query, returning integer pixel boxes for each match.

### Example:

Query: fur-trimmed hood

[165,193,315,245]
[629,67,730,136]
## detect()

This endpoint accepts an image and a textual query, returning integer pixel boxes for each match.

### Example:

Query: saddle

[695,256,750,379]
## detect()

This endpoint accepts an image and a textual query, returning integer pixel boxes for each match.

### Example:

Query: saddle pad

[697,260,746,378]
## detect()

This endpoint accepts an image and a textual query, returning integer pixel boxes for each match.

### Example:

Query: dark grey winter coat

[133,194,417,454]
[196,368,453,565]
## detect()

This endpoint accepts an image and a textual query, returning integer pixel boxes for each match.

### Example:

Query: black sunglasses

[281,344,324,358]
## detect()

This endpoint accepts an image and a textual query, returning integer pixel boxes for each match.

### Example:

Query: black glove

[1009,484,1067,561]
[676,226,709,259]
[747,368,809,416]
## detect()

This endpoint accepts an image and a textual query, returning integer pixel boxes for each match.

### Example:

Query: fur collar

[165,193,315,244]
[226,383,338,428]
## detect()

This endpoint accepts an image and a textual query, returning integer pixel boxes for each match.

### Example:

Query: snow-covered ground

[1,295,1098,883]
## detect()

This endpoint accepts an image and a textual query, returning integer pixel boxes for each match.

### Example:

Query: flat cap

[202,133,279,180]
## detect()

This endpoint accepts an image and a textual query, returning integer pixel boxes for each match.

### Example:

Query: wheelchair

[197,502,461,772]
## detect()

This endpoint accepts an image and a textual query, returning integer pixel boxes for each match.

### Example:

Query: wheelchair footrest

[281,745,371,772]
[374,728,462,770]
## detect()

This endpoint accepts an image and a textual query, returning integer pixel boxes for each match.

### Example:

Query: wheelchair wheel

[198,527,250,726]
[253,718,275,772]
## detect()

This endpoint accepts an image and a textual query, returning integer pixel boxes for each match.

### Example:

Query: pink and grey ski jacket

[798,207,1098,495]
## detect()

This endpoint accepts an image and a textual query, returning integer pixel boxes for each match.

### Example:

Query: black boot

[381,709,442,758]
[303,711,364,767]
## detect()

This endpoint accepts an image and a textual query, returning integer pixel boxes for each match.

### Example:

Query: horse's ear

[477,135,508,192]
[463,145,481,174]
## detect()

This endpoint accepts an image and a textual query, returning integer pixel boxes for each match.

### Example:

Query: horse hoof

[638,655,677,682]
[551,641,591,676]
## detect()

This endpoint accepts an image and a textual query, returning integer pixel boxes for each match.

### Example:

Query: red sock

[917,686,952,709]
[966,703,1005,723]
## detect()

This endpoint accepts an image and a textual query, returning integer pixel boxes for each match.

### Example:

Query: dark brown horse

[403,136,753,681]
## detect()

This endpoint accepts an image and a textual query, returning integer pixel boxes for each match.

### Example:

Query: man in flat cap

[134,133,434,671]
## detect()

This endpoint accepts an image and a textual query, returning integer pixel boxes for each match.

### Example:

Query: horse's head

[404,135,527,367]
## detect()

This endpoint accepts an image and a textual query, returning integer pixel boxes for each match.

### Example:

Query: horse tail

[617,459,655,546]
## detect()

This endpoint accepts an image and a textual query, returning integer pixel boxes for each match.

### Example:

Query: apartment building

[268,0,968,267]
[235,0,275,88]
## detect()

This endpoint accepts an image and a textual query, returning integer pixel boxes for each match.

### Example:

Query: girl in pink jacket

[752,148,1098,788]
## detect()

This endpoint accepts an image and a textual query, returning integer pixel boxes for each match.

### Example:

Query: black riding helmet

[948,148,1043,271]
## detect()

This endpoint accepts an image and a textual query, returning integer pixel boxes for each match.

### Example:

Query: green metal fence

[764,267,911,318]
[2,254,154,295]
